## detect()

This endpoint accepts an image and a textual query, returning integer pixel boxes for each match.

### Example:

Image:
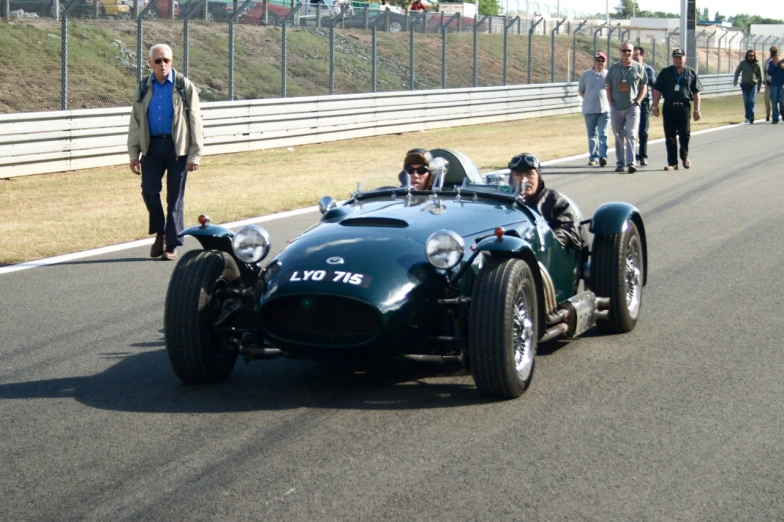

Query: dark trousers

[140,136,188,247]
[662,103,691,167]
[637,100,650,161]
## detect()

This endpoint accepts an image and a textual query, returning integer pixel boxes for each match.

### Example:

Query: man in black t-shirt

[651,48,703,171]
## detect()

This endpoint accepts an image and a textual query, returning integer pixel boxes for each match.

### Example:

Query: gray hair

[148,43,173,58]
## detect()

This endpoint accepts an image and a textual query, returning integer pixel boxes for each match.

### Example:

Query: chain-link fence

[0,1,755,114]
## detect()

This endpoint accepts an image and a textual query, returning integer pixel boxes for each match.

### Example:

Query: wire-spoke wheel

[469,258,538,399]
[591,221,644,333]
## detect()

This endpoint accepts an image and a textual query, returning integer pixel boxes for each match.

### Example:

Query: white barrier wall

[0,74,735,179]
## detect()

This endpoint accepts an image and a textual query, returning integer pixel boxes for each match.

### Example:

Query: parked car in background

[96,0,130,17]
[179,0,235,20]
[140,0,179,18]
[0,0,94,18]
[238,1,291,25]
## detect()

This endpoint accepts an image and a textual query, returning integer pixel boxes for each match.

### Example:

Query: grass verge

[0,94,747,266]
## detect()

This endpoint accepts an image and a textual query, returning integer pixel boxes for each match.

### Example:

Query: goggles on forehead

[508,154,540,172]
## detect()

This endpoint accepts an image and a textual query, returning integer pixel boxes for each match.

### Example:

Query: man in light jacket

[128,43,204,260]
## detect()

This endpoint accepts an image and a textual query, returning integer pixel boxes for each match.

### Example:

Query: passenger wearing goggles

[399,148,435,190]
[508,153,581,250]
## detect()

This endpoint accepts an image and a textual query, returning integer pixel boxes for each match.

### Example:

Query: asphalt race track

[2,123,783,520]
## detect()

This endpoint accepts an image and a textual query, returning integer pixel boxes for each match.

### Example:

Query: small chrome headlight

[232,225,271,264]
[425,230,465,270]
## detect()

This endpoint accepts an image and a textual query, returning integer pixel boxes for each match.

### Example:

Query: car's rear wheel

[261,12,280,25]
[469,258,538,399]
[143,6,160,19]
[591,221,643,333]
[165,250,241,384]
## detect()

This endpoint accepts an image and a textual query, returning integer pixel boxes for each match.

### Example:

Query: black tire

[388,20,403,32]
[97,3,105,18]
[262,12,280,26]
[165,250,241,384]
[469,258,538,399]
[144,6,160,19]
[591,221,643,333]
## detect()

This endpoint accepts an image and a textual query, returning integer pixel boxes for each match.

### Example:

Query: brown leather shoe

[682,158,691,169]
[150,234,164,258]
[161,247,178,261]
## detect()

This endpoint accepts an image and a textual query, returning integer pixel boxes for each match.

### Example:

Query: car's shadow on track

[0,346,502,413]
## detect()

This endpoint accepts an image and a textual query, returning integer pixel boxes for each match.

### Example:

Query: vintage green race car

[164,149,648,399]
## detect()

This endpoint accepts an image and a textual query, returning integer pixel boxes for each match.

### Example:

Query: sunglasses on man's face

[405,165,430,175]
[595,58,605,62]
[153,57,172,65]
[620,49,633,53]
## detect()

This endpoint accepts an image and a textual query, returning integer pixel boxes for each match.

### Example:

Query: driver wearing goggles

[508,153,581,249]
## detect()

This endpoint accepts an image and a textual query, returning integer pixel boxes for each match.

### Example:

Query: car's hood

[314,194,534,244]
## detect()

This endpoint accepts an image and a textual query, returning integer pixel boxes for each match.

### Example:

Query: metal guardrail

[0,74,735,179]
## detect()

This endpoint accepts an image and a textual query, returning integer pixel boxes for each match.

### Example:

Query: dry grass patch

[0,94,745,266]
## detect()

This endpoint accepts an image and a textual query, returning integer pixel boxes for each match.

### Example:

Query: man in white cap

[578,51,610,167]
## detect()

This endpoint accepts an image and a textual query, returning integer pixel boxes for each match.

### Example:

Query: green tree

[715,11,725,23]
[478,0,500,16]
[613,0,639,18]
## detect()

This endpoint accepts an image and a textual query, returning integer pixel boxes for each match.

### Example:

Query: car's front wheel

[591,221,643,333]
[165,250,241,384]
[469,258,538,399]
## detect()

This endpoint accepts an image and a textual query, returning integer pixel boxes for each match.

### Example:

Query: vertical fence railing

[18,8,746,113]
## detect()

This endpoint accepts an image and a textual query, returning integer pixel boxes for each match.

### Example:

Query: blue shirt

[147,70,174,137]
[641,62,656,102]
[768,60,784,87]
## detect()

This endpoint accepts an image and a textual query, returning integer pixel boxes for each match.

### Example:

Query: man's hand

[130,159,141,175]
[651,106,659,117]
[187,162,199,172]
[733,81,738,86]
[693,110,701,122]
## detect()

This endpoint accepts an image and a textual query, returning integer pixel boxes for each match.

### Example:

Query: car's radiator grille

[261,295,381,347]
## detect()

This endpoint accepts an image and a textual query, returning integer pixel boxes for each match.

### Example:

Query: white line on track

[0,122,741,276]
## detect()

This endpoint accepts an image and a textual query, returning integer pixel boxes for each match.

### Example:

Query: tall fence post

[372,24,377,92]
[281,23,287,97]
[651,38,656,71]
[527,16,543,83]
[571,20,587,82]
[228,20,234,100]
[183,18,190,77]
[551,18,565,83]
[472,14,477,87]
[441,22,446,89]
[61,12,67,111]
[409,12,418,90]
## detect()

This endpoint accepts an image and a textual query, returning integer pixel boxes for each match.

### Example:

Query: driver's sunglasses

[508,154,539,171]
[405,165,430,175]
[153,57,172,65]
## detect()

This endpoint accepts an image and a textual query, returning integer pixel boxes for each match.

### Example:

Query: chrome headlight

[232,225,271,264]
[425,230,465,270]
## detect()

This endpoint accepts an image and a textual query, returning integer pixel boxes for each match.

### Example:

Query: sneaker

[588,160,599,166]
[766,115,770,121]
[614,165,625,173]
[599,157,607,167]
[773,120,779,124]
[628,164,637,174]
[664,165,678,171]
[161,246,178,261]
[750,117,754,124]
[745,118,750,124]
[640,159,648,166]
[682,158,691,169]
[150,234,164,258]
